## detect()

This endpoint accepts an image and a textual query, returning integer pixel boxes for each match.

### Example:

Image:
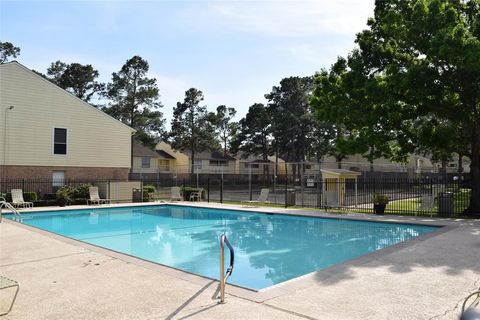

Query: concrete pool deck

[1,202,479,319]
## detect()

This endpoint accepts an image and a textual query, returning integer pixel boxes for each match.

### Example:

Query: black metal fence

[0,174,472,217]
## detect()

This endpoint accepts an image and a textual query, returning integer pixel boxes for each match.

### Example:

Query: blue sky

[1,0,375,126]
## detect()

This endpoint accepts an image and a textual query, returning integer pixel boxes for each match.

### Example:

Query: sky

[0,0,375,126]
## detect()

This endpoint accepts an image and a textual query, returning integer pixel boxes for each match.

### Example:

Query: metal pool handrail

[0,198,21,222]
[219,234,235,303]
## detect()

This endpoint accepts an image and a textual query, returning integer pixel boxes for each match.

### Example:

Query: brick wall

[0,165,130,181]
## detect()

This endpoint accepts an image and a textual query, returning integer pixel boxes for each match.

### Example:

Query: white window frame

[52,127,68,156]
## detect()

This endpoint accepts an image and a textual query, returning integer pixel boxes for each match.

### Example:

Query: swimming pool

[5,205,438,290]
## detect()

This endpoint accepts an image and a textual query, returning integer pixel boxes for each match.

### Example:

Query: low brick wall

[0,165,130,181]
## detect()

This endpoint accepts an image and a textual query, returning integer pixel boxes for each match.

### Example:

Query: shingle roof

[156,150,175,159]
[132,141,160,158]
[183,149,236,161]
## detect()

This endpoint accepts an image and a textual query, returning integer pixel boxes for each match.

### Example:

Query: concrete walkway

[1,207,479,319]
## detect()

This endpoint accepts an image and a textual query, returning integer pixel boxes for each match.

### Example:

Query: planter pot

[373,204,386,215]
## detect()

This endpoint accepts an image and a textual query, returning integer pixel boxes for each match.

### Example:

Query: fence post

[249,165,252,201]
[220,176,223,204]
[284,174,288,208]
[207,177,210,203]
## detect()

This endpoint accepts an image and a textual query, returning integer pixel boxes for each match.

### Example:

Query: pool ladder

[219,234,235,303]
[0,199,22,222]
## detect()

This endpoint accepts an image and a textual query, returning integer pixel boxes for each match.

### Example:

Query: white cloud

[206,0,375,37]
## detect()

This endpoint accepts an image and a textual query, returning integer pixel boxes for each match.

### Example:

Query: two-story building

[0,61,135,185]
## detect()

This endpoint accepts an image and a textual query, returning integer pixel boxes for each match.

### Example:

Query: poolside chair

[243,188,270,207]
[170,187,183,201]
[87,186,110,205]
[189,190,202,202]
[10,189,33,209]
[323,191,339,209]
[417,194,434,217]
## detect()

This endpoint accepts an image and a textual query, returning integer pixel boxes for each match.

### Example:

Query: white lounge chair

[10,189,33,209]
[417,194,434,217]
[323,191,339,209]
[87,186,110,205]
[170,187,183,201]
[243,188,270,207]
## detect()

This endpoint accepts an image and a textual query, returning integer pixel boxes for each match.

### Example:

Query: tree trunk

[466,124,480,215]
[458,154,463,175]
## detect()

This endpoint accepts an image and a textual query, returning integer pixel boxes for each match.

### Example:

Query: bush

[143,190,150,202]
[56,186,74,201]
[70,183,91,200]
[181,187,205,201]
[143,184,156,194]
[23,192,37,202]
[372,193,389,205]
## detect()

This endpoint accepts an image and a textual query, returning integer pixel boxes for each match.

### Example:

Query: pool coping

[1,201,458,302]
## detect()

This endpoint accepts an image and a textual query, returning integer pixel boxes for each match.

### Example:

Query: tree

[170,88,218,175]
[350,0,480,213]
[230,103,272,181]
[0,41,20,64]
[104,56,164,148]
[212,105,238,156]
[46,61,105,103]
[312,52,416,172]
[265,76,314,179]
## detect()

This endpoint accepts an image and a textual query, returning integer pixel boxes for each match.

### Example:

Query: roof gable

[0,61,135,133]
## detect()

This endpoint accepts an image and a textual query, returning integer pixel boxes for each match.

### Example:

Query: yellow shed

[321,169,361,207]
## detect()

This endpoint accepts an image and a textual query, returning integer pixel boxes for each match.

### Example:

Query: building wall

[131,156,158,174]
[155,142,189,173]
[0,62,134,173]
[0,165,129,180]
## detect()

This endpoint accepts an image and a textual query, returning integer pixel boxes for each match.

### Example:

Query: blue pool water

[6,205,438,290]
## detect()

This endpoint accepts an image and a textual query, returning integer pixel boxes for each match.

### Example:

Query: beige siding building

[0,61,135,182]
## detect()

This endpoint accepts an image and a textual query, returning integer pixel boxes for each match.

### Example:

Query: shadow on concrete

[164,280,218,320]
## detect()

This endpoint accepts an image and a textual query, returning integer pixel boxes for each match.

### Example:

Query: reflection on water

[11,205,438,290]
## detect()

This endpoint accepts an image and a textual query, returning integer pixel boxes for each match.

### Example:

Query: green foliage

[212,105,238,156]
[372,194,389,205]
[46,61,105,103]
[23,192,37,202]
[0,41,20,64]
[104,55,164,147]
[56,186,74,201]
[55,184,91,202]
[170,88,219,173]
[312,0,480,211]
[143,184,156,193]
[231,103,271,161]
[266,76,314,164]
[70,183,91,199]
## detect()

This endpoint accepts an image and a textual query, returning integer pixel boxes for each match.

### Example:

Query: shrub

[23,192,37,202]
[143,190,150,202]
[70,183,91,200]
[56,186,74,201]
[372,193,389,205]
[143,184,156,194]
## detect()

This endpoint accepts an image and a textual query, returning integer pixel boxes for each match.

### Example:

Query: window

[53,128,67,155]
[194,160,202,169]
[158,160,170,171]
[251,164,259,169]
[305,165,311,169]
[142,157,150,168]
